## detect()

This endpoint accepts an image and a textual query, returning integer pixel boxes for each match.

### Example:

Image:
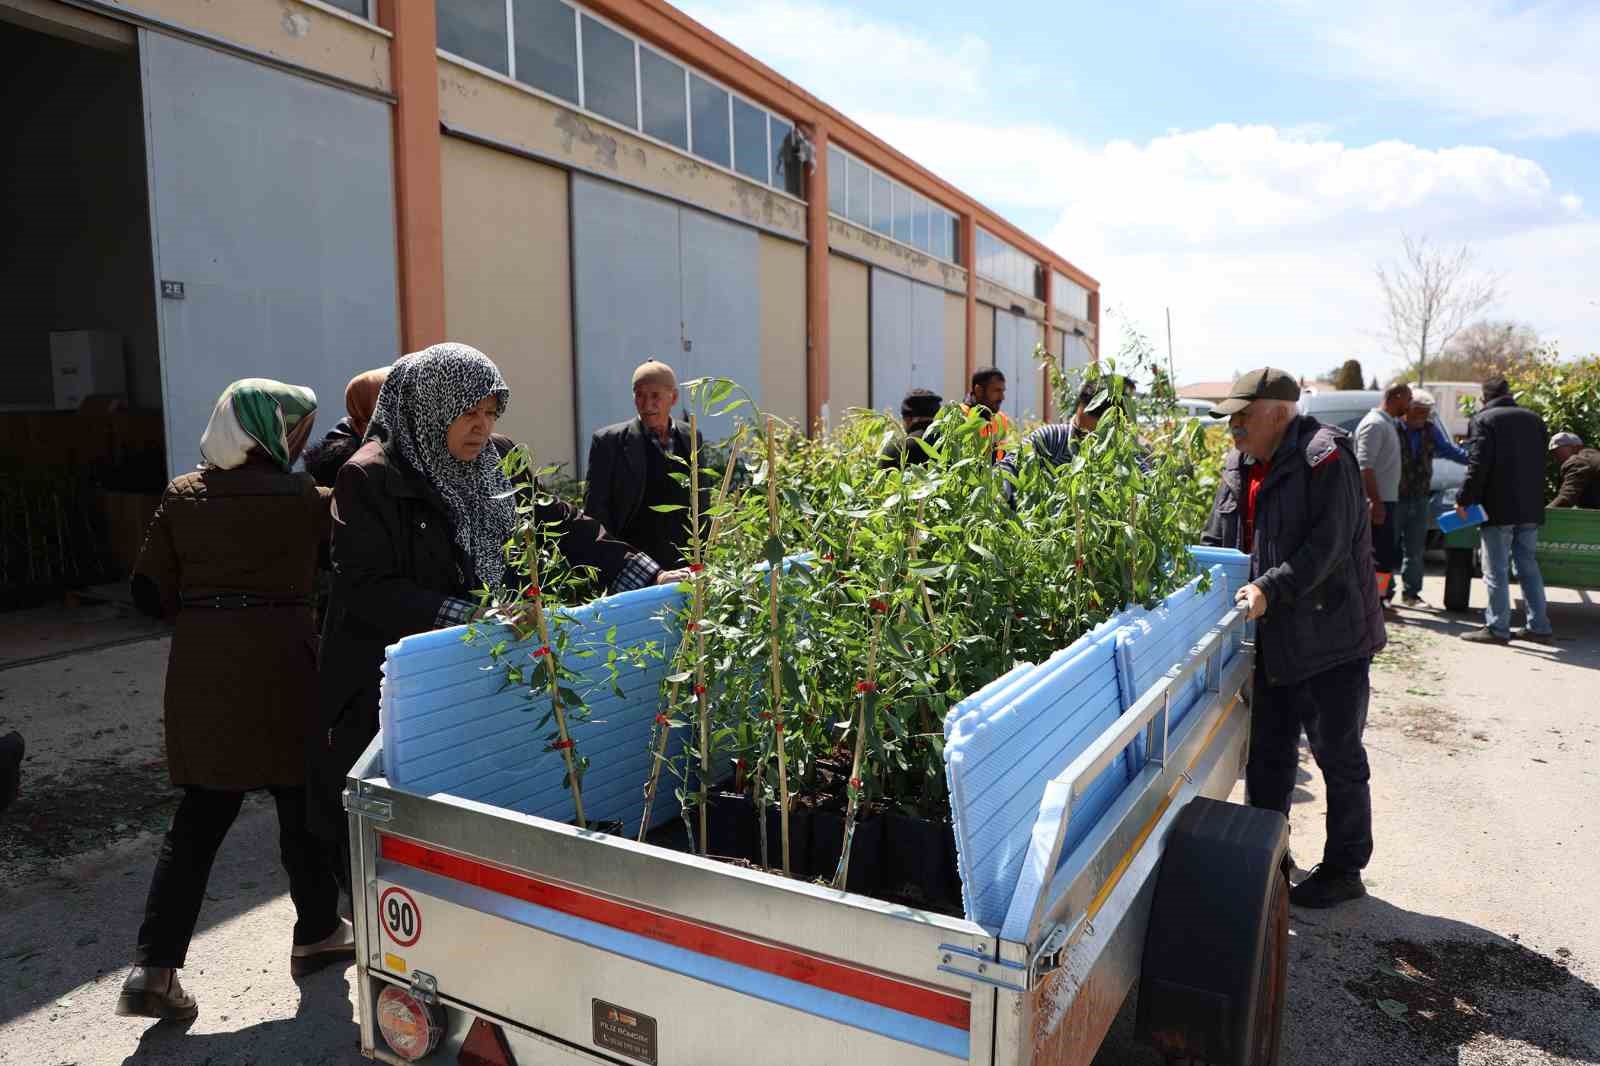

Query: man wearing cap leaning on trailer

[1548,432,1600,509]
[1201,368,1386,909]
[584,360,706,569]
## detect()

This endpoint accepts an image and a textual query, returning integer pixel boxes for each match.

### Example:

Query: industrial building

[0,0,1098,590]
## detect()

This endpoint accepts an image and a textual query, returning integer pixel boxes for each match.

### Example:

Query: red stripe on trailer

[378,834,971,1031]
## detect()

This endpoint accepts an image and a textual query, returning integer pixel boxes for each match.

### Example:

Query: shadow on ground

[0,797,286,1028]
[117,972,360,1065]
[1093,893,1600,1065]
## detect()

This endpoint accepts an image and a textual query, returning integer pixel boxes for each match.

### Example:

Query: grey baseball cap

[1550,431,1583,450]
[1210,368,1302,417]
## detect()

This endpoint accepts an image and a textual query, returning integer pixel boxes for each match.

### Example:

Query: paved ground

[0,570,1596,1065]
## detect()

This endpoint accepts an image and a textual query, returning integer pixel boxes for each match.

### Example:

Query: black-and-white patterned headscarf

[366,343,515,596]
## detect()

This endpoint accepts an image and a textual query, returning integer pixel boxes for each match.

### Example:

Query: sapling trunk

[686,415,713,853]
[637,431,743,841]
[525,549,585,828]
[765,415,792,876]
[833,589,886,890]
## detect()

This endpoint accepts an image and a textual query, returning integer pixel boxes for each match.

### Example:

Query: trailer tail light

[376,984,443,1061]
[458,1017,517,1065]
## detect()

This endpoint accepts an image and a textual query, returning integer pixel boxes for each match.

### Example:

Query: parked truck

[342,552,1289,1066]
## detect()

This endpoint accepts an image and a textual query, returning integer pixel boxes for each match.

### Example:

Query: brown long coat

[132,461,331,790]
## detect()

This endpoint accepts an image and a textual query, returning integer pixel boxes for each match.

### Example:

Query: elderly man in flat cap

[584,359,705,569]
[1201,368,1386,909]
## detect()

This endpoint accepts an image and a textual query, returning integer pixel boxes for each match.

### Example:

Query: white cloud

[686,0,1600,382]
[677,0,991,117]
[1266,0,1600,138]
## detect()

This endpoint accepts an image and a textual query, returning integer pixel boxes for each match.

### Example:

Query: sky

[679,0,1600,386]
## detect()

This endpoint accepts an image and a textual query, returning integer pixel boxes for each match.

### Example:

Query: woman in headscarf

[117,379,352,1021]
[302,366,389,488]
[308,344,688,880]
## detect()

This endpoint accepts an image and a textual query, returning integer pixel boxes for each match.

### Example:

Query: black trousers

[1246,657,1374,873]
[135,786,341,968]
[1371,501,1399,596]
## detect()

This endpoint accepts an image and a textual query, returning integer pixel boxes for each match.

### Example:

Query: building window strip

[438,0,802,199]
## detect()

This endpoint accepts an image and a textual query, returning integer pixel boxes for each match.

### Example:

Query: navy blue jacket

[1458,394,1548,526]
[1202,416,1386,687]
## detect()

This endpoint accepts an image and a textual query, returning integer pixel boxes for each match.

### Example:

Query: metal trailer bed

[345,600,1286,1066]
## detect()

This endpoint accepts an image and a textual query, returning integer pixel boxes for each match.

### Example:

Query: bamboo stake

[765,416,792,876]
[833,590,886,890]
[637,431,743,841]
[526,549,585,828]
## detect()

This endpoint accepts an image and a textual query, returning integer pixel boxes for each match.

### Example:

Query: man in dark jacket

[1549,432,1600,509]
[879,388,942,470]
[584,360,705,568]
[1202,368,1386,908]
[1455,376,1552,644]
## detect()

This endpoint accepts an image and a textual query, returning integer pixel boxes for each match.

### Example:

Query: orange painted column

[1041,268,1055,421]
[380,0,446,352]
[962,214,977,390]
[804,123,831,435]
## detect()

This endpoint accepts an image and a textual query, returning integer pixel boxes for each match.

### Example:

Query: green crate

[1442,508,1600,593]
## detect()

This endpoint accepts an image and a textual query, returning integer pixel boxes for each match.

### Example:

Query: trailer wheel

[1443,547,1474,612]
[1136,798,1290,1066]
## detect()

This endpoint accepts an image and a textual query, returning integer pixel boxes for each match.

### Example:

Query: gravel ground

[1,570,1596,1065]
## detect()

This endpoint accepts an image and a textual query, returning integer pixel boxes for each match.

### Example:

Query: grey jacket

[1201,415,1386,686]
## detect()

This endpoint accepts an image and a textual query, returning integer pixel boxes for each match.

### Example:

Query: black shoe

[1511,628,1555,644]
[1290,865,1366,909]
[1460,626,1509,645]
[1400,593,1425,607]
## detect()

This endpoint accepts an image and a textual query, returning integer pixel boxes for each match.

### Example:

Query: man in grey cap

[1549,432,1600,509]
[1202,368,1386,908]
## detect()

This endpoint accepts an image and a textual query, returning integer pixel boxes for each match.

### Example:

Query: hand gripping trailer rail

[345,605,1288,1066]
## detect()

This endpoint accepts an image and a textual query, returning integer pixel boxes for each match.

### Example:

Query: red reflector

[458,1017,517,1065]
[376,984,443,1062]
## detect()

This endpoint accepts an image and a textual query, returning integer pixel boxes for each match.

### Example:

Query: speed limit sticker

[379,886,422,947]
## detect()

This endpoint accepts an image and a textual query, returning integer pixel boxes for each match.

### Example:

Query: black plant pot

[754,804,812,875]
[807,811,885,895]
[882,813,960,908]
[705,791,757,861]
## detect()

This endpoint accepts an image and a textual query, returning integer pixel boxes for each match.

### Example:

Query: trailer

[343,552,1289,1066]
[1442,506,1600,612]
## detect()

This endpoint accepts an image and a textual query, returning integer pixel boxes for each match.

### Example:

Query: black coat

[301,417,365,489]
[584,417,707,547]
[307,438,638,840]
[1458,395,1549,526]
[1201,416,1386,687]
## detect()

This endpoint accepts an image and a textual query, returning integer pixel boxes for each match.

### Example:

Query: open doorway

[0,14,164,603]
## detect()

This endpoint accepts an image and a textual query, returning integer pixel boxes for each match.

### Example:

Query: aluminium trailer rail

[345,606,1282,1066]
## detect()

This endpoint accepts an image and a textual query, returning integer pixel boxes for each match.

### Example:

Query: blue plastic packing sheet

[378,583,686,837]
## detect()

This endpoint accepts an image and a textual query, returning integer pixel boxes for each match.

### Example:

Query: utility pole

[1165,307,1176,393]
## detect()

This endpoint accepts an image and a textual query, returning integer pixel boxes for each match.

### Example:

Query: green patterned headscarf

[198,378,319,471]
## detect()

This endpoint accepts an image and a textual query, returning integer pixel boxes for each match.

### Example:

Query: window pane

[322,0,367,16]
[892,184,912,243]
[580,15,636,127]
[949,215,963,265]
[771,116,798,196]
[913,196,930,252]
[847,157,869,225]
[639,47,686,148]
[438,0,508,74]
[689,74,730,167]
[732,97,768,182]
[828,146,846,215]
[870,172,891,234]
[514,0,577,103]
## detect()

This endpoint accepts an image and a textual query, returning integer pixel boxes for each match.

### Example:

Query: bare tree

[1375,234,1499,386]
[1445,319,1538,367]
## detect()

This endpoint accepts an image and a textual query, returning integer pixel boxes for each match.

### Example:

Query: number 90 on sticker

[379,886,422,947]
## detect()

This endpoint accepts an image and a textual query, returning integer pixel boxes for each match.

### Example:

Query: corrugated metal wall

[140,29,399,477]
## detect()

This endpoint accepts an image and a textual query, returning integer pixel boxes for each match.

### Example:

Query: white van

[1410,381,1475,439]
